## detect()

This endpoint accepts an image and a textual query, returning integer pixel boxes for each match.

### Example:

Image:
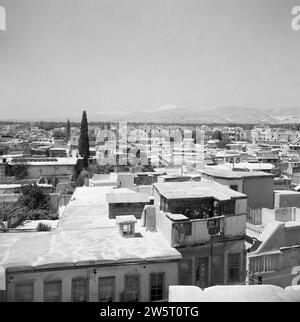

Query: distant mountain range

[71,105,300,124]
[5,105,300,124]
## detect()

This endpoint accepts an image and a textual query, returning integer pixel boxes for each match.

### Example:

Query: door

[195,257,209,288]
[212,255,224,285]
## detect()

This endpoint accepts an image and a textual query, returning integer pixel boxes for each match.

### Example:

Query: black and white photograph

[0,0,300,306]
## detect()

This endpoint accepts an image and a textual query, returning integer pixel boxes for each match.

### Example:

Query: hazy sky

[0,0,300,120]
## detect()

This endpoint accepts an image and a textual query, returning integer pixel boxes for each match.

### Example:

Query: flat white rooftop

[57,186,115,230]
[0,224,181,275]
[169,285,300,302]
[154,181,246,201]
[0,185,182,289]
[116,215,137,224]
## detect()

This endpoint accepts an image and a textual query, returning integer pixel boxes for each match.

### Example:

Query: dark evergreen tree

[66,119,71,141]
[78,110,90,169]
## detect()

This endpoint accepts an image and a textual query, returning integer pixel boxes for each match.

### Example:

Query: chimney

[142,205,156,232]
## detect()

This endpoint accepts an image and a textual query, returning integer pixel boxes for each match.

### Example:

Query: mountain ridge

[3,106,300,123]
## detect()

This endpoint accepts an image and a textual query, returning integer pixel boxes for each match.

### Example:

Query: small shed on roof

[107,189,151,219]
[106,191,150,204]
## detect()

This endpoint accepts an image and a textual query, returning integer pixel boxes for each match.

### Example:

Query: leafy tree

[37,222,52,232]
[1,185,53,227]
[78,110,90,169]
[18,184,50,211]
[0,146,9,156]
[271,163,286,178]
[94,164,114,174]
[212,130,222,141]
[217,133,231,148]
[212,130,231,148]
[13,163,28,180]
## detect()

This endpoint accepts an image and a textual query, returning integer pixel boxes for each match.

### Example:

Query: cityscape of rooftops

[0,0,300,307]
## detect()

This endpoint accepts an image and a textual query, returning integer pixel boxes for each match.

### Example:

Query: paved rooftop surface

[0,186,181,289]
[57,186,115,230]
[0,224,181,274]
[201,168,273,179]
[154,181,246,201]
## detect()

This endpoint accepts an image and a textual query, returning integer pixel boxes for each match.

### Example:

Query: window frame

[179,259,193,285]
[185,222,192,236]
[229,185,238,192]
[228,253,241,283]
[149,272,165,302]
[15,282,34,302]
[44,280,62,302]
[71,278,89,302]
[98,276,115,302]
[124,274,140,302]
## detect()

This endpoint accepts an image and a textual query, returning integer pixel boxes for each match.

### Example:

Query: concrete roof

[106,191,150,204]
[0,184,22,189]
[166,213,189,221]
[116,215,137,224]
[0,224,181,277]
[10,157,77,166]
[201,168,273,179]
[0,185,181,288]
[154,181,246,201]
[232,162,274,171]
[57,187,115,231]
[275,190,300,195]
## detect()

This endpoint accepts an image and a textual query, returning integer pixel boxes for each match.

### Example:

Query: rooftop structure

[0,186,181,302]
[201,167,274,209]
[246,207,300,288]
[154,181,246,201]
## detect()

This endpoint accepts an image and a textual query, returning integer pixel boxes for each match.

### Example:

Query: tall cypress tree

[66,119,71,141]
[78,110,90,169]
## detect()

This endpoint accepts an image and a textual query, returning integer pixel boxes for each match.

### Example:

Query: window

[160,196,168,212]
[212,255,224,285]
[124,275,140,302]
[195,257,209,288]
[228,253,241,282]
[185,223,192,236]
[150,273,165,301]
[229,185,238,191]
[44,281,62,302]
[15,283,34,302]
[122,223,134,236]
[223,200,235,214]
[99,277,115,302]
[179,259,192,285]
[72,279,88,302]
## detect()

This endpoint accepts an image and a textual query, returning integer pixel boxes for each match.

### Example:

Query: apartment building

[201,168,274,209]
[153,181,248,287]
[246,207,300,288]
[0,186,180,302]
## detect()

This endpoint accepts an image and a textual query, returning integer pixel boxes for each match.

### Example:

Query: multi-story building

[201,168,274,210]
[0,186,181,302]
[153,181,248,287]
[246,207,300,288]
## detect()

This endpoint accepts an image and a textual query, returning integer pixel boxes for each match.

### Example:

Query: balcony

[171,216,225,247]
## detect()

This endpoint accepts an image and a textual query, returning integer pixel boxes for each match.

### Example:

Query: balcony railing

[172,216,225,247]
[207,217,223,237]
